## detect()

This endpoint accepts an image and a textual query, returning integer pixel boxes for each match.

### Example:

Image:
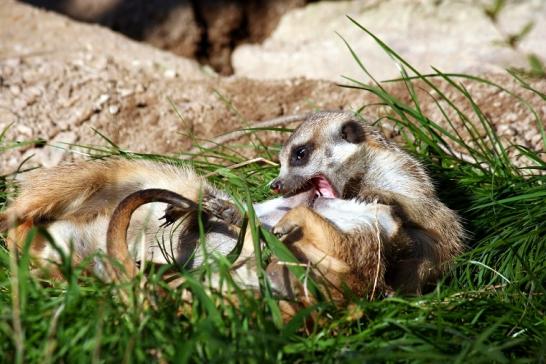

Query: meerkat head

[270,111,381,199]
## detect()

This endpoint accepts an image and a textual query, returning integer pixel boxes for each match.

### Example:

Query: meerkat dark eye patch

[340,120,365,144]
[289,143,314,167]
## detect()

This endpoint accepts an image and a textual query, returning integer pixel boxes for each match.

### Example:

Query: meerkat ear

[340,120,365,144]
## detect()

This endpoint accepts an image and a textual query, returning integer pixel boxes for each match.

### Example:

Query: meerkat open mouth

[281,175,338,208]
[311,175,337,199]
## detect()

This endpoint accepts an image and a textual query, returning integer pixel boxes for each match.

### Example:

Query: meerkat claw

[272,222,301,241]
[160,204,192,227]
[202,196,243,226]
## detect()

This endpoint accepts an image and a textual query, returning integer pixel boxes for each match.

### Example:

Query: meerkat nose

[270,179,283,193]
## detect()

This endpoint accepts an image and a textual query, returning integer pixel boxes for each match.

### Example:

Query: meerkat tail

[5,161,121,225]
[106,188,198,281]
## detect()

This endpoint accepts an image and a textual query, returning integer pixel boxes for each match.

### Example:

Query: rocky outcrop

[232,0,546,81]
[20,0,311,75]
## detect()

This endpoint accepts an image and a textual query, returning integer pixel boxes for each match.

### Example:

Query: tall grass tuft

[1,19,545,363]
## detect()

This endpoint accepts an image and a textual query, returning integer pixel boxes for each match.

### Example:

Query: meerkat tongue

[313,176,336,198]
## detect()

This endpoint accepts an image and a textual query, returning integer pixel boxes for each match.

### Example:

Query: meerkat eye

[289,143,313,166]
[295,146,306,160]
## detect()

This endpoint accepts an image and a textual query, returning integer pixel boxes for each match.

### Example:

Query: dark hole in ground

[20,0,315,75]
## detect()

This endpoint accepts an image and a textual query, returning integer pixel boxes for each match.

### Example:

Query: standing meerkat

[268,111,464,295]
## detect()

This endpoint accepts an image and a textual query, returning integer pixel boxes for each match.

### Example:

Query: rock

[9,85,21,95]
[19,0,311,75]
[193,0,243,75]
[232,0,546,82]
[163,69,177,79]
[95,94,110,111]
[137,1,202,60]
[16,124,33,137]
[108,105,120,115]
[2,0,203,80]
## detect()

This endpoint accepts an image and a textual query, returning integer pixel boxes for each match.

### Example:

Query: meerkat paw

[272,206,314,241]
[159,204,193,227]
[272,220,302,241]
[201,195,243,225]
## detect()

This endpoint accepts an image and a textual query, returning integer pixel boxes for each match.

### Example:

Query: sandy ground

[0,1,544,173]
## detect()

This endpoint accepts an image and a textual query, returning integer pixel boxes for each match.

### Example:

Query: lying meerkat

[0,159,279,282]
[201,110,464,296]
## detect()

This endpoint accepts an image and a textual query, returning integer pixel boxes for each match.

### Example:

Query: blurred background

[16,0,546,77]
[1,0,545,169]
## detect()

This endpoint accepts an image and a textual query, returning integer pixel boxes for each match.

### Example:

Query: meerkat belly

[313,198,400,239]
[254,190,315,229]
[41,217,110,278]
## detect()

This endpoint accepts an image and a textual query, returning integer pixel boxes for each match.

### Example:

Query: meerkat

[267,111,465,295]
[0,159,239,280]
[0,159,310,278]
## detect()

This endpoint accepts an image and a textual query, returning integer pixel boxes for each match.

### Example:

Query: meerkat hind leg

[273,205,341,257]
[270,206,361,302]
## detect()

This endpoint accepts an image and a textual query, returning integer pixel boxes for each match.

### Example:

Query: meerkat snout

[270,178,283,194]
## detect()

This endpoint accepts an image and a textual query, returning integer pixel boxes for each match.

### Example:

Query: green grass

[1,19,545,363]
